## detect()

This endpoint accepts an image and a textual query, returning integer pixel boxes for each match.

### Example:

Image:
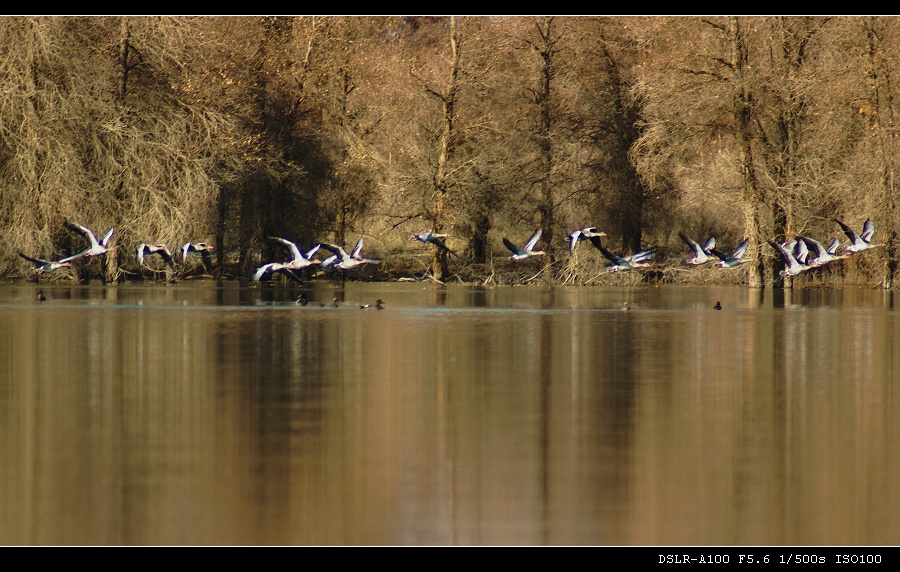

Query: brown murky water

[0,282,897,545]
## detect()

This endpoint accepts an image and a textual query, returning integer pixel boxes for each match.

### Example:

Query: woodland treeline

[2,16,898,288]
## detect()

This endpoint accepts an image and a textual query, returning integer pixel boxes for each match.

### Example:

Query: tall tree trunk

[215,184,230,273]
[468,168,494,265]
[117,17,130,108]
[471,213,489,264]
[104,236,118,284]
[731,17,765,288]
[429,16,459,281]
[769,17,815,289]
[535,17,556,267]
[865,18,898,289]
[771,203,789,288]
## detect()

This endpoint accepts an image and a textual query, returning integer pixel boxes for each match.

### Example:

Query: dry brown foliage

[2,17,898,287]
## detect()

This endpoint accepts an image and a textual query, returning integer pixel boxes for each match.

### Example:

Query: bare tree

[0,19,210,278]
[862,17,899,288]
[728,17,767,288]
[5,15,900,289]
[514,17,561,267]
[632,17,787,288]
[404,16,461,281]
[577,17,651,257]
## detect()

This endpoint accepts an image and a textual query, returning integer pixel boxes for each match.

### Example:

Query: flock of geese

[250,236,383,283]
[18,221,388,284]
[504,226,657,272]
[20,222,216,280]
[674,217,884,277]
[548,218,882,276]
[17,217,885,286]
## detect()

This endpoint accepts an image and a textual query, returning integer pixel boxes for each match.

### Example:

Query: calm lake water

[0,281,898,546]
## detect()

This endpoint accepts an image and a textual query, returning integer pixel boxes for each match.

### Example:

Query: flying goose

[769,240,814,276]
[320,238,381,271]
[268,237,321,270]
[678,232,717,265]
[588,236,655,273]
[710,238,750,268]
[503,229,546,261]
[136,243,176,271]
[566,227,607,253]
[252,262,304,283]
[182,242,214,272]
[64,222,114,259]
[18,253,77,275]
[253,237,321,282]
[834,218,884,254]
[411,231,454,253]
[798,236,848,267]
